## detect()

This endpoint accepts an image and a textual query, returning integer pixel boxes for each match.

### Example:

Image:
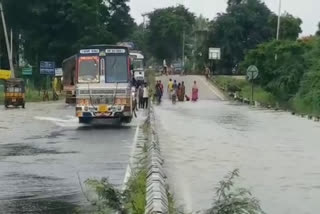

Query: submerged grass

[213,76,277,106]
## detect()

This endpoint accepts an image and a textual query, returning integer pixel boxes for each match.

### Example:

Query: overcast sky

[129,0,319,36]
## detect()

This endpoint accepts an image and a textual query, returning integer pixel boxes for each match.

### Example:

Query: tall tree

[2,0,134,67]
[208,0,273,74]
[268,13,302,40]
[316,22,320,36]
[147,5,195,62]
[241,40,308,100]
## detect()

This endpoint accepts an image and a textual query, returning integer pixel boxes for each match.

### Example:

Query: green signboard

[22,67,32,76]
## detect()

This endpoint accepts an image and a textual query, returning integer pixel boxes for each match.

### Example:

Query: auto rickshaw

[4,78,25,108]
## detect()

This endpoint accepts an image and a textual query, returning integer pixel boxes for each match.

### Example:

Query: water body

[155,75,320,214]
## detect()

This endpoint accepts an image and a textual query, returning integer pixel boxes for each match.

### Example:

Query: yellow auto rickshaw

[4,78,25,108]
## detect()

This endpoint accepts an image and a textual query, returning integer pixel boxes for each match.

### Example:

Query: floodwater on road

[155,75,320,214]
[0,101,140,213]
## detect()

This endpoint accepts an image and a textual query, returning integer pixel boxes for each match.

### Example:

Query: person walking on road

[181,81,186,101]
[159,80,164,96]
[192,81,199,102]
[155,81,162,104]
[173,80,178,91]
[138,85,144,109]
[205,66,210,80]
[143,84,149,109]
[177,83,183,101]
[168,79,173,99]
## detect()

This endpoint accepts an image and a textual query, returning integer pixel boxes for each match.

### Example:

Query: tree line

[0,0,134,70]
[133,0,320,114]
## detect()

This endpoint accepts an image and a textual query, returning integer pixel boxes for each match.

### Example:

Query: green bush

[214,76,276,106]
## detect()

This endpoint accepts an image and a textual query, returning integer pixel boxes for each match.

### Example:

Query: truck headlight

[115,98,129,105]
[77,99,89,106]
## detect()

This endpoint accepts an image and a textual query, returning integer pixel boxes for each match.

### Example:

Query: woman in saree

[181,81,185,101]
[192,81,199,102]
[177,83,183,101]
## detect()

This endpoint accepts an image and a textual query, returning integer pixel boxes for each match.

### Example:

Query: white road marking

[198,76,225,101]
[122,113,142,190]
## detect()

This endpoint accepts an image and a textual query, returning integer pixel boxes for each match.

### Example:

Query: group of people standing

[167,79,198,103]
[137,84,149,109]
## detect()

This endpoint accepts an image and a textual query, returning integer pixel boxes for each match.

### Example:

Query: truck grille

[79,89,127,95]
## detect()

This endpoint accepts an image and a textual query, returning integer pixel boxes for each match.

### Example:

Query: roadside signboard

[247,65,259,80]
[55,68,63,77]
[40,61,55,75]
[0,69,11,80]
[22,67,32,76]
[209,48,221,60]
[247,65,259,104]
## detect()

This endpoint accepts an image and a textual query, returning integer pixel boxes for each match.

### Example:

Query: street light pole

[0,2,14,77]
[182,30,185,71]
[276,0,282,40]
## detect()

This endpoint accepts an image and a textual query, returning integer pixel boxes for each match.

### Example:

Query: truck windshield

[106,55,128,83]
[78,58,99,83]
[132,60,143,70]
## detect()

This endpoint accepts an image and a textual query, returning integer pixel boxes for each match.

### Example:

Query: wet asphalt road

[155,75,320,214]
[0,101,140,213]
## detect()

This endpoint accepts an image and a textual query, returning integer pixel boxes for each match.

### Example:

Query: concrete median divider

[145,106,169,214]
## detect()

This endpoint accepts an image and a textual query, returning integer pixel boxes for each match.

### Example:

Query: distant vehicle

[4,78,25,108]
[129,51,145,85]
[75,44,134,125]
[172,61,183,74]
[62,55,76,104]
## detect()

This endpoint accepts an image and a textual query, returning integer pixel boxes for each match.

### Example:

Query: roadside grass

[213,76,320,117]
[213,76,277,107]
[291,97,320,116]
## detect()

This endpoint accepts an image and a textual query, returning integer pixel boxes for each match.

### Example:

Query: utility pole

[182,30,185,72]
[276,0,282,40]
[0,2,14,77]
[10,28,12,61]
[181,0,186,73]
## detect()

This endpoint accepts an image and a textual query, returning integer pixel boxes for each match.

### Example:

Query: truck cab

[129,51,145,86]
[75,45,133,125]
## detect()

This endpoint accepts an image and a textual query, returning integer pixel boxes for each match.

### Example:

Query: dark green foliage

[293,38,320,114]
[85,168,147,214]
[316,22,320,36]
[85,178,125,213]
[241,40,307,101]
[268,13,302,41]
[206,169,264,214]
[2,0,134,67]
[208,0,273,73]
[147,5,195,62]
[207,0,302,74]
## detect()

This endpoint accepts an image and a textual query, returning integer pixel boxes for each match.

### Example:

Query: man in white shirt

[143,84,149,109]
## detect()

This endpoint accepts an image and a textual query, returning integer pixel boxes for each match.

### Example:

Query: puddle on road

[0,144,78,157]
[0,196,82,214]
